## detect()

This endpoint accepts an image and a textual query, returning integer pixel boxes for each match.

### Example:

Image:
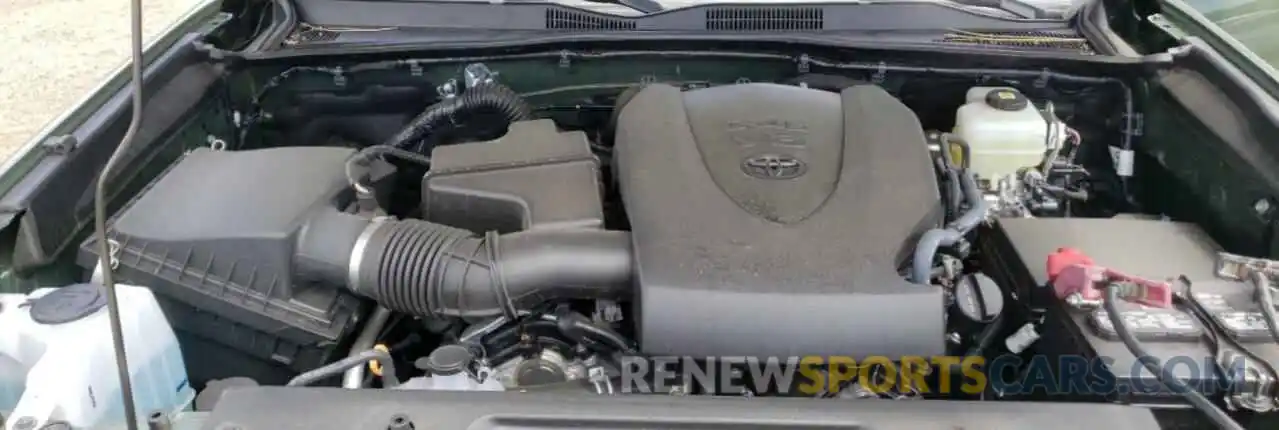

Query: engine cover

[615,83,945,358]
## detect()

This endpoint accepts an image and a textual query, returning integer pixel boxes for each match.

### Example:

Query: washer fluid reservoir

[952,87,1052,181]
[0,283,193,430]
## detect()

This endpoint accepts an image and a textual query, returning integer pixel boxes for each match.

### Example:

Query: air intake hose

[384,82,535,153]
[307,212,633,318]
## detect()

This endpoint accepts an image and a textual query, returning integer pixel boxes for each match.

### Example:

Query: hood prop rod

[92,0,146,425]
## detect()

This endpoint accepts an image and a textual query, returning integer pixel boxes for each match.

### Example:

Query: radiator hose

[384,82,535,153]
[298,210,633,318]
[909,169,990,284]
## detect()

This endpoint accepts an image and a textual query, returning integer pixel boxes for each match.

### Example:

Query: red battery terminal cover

[1046,247,1174,309]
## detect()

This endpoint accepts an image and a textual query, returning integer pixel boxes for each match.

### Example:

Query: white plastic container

[952,86,1052,181]
[394,373,505,391]
[0,283,193,429]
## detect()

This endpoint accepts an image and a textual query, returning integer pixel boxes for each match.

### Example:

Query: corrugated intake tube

[383,82,535,153]
[338,216,633,318]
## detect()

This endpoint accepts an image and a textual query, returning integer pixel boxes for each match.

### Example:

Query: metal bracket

[797,54,811,74]
[39,135,76,156]
[106,239,122,271]
[436,79,458,99]
[589,366,615,395]
[1033,68,1051,89]
[1147,14,1188,42]
[205,135,228,151]
[1214,252,1279,281]
[559,50,572,69]
[1221,350,1277,413]
[463,63,496,89]
[331,67,347,87]
[593,300,623,324]
[872,62,888,85]
[1125,113,1145,137]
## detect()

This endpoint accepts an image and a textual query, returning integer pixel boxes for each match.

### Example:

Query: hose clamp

[348,217,390,293]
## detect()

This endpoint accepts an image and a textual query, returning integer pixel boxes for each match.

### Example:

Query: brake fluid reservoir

[953,87,1051,180]
[0,283,193,430]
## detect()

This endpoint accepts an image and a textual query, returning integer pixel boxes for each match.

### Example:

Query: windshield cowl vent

[546,10,637,30]
[938,30,1094,54]
[705,7,823,31]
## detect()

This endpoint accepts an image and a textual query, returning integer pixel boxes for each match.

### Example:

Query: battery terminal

[1047,247,1173,309]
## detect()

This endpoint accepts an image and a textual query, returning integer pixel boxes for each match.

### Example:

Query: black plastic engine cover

[615,83,945,358]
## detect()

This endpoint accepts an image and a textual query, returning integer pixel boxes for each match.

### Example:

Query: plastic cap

[984,88,1029,111]
[1047,247,1093,283]
[420,344,473,376]
[955,273,1004,323]
[28,283,108,325]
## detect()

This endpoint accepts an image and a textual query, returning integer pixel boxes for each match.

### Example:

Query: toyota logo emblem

[741,154,806,180]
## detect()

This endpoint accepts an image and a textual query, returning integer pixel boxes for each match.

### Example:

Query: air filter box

[78,147,364,382]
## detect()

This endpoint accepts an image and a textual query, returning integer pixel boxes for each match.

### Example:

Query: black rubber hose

[554,310,638,354]
[347,218,633,318]
[287,348,401,388]
[911,169,990,284]
[911,229,964,284]
[946,169,963,220]
[341,306,394,388]
[1039,183,1090,201]
[384,82,535,153]
[1103,287,1244,430]
[934,156,962,220]
[344,145,433,195]
[934,134,964,222]
[948,170,990,234]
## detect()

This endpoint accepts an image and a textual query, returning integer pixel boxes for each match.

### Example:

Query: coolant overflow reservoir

[953,87,1051,181]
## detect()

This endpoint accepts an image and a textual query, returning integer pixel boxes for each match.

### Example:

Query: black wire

[1103,287,1244,430]
[1250,271,1279,345]
[236,2,272,51]
[1176,280,1279,398]
[287,349,401,387]
[344,145,433,194]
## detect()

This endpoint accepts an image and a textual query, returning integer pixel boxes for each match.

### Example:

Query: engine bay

[9,45,1279,429]
[81,53,1123,391]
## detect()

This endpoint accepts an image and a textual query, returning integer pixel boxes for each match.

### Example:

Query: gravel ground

[0,0,204,160]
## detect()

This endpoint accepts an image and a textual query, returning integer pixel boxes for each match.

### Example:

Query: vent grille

[546,10,637,30]
[298,29,340,43]
[284,25,342,46]
[939,30,1094,54]
[706,7,823,31]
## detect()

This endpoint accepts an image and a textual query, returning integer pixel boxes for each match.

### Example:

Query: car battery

[981,217,1279,409]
